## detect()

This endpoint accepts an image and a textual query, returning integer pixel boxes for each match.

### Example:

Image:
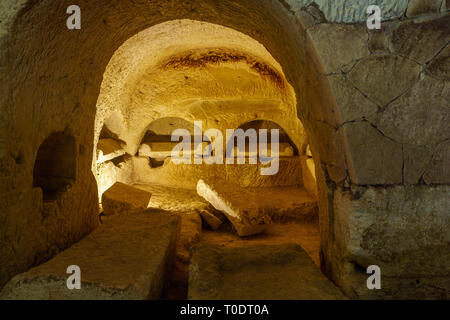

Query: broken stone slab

[198,208,222,230]
[0,211,181,300]
[230,143,294,158]
[170,211,203,291]
[101,182,152,216]
[196,180,317,237]
[96,138,126,164]
[139,142,210,160]
[138,142,177,159]
[188,244,346,300]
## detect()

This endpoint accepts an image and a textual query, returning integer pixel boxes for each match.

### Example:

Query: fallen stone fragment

[0,211,181,300]
[102,182,152,216]
[196,179,316,237]
[188,244,346,300]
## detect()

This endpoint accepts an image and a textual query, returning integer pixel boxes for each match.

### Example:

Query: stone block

[391,15,450,64]
[328,74,378,123]
[407,0,442,17]
[96,138,125,164]
[339,122,403,185]
[377,76,450,146]
[307,23,369,74]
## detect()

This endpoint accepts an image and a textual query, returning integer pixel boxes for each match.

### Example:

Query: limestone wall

[0,0,448,298]
[288,0,450,298]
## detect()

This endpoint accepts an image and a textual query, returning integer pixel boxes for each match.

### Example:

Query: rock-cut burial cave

[0,0,449,301]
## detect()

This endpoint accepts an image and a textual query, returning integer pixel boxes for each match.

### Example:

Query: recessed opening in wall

[33,132,76,202]
[137,117,208,164]
[231,120,299,157]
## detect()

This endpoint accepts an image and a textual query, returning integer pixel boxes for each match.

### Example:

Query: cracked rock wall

[0,0,448,299]
[294,0,450,298]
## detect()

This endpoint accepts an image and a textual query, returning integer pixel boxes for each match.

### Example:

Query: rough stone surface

[294,5,326,30]
[348,55,420,107]
[328,74,378,123]
[391,15,450,64]
[307,24,369,74]
[423,140,450,184]
[330,185,450,299]
[134,183,210,212]
[96,139,125,164]
[176,212,203,264]
[3,3,328,290]
[132,156,305,190]
[1,0,449,300]
[403,144,433,184]
[101,182,152,216]
[199,209,223,230]
[0,211,181,300]
[367,26,393,53]
[376,76,450,146]
[200,222,322,267]
[286,0,408,23]
[407,0,443,17]
[427,43,450,80]
[170,211,202,292]
[300,156,318,197]
[196,179,317,236]
[96,155,135,199]
[188,244,346,300]
[339,122,403,185]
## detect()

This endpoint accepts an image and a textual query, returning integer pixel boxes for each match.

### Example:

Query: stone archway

[1,0,448,299]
